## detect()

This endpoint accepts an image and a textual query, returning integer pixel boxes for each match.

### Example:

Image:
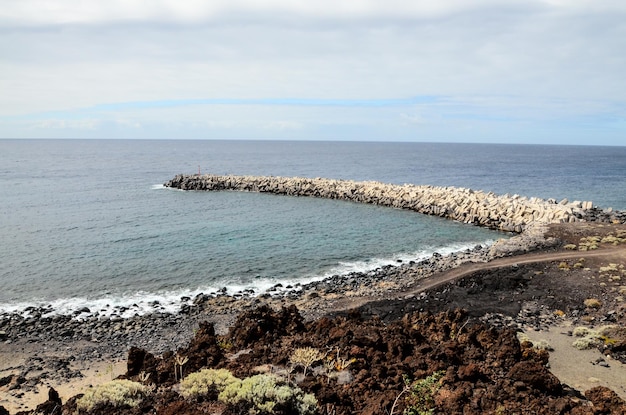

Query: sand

[524,323,626,400]
[0,351,125,414]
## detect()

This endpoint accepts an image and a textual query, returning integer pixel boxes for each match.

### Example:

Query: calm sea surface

[1,140,625,316]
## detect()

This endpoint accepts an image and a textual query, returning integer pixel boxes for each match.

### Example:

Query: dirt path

[327,244,626,315]
[323,242,626,400]
[407,245,626,295]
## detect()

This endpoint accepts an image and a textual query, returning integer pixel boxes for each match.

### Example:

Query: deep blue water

[1,140,625,316]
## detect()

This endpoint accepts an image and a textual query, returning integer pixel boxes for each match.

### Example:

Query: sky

[1,1,625,145]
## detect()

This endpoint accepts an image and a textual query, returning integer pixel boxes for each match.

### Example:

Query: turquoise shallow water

[1,140,625,316]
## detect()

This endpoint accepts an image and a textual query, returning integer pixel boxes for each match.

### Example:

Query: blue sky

[1,1,625,145]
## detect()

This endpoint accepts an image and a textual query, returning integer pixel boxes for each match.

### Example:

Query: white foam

[317,240,494,279]
[151,184,165,190]
[0,239,495,319]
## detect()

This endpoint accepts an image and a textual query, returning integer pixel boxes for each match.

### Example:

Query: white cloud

[262,121,304,131]
[0,1,625,143]
[32,119,100,130]
[3,1,626,25]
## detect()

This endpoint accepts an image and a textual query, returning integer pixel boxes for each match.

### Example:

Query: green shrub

[180,368,240,401]
[572,337,599,350]
[573,326,591,337]
[219,373,317,414]
[76,379,148,412]
[571,325,617,350]
[403,371,445,415]
[533,339,553,351]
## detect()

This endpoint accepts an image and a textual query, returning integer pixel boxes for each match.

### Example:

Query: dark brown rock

[177,321,223,375]
[33,387,62,415]
[585,386,626,414]
[508,361,563,395]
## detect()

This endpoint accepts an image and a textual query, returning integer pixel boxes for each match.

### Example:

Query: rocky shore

[2,177,626,414]
[0,224,555,361]
[2,221,626,414]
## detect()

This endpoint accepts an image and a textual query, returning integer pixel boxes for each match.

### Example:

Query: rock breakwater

[165,174,594,232]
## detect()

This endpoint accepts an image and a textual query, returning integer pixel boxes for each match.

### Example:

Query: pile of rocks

[165,174,594,232]
[60,307,626,415]
[580,207,626,224]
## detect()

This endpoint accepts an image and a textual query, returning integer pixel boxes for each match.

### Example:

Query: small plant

[563,244,577,250]
[324,348,356,372]
[598,325,618,335]
[390,383,411,415]
[516,332,552,351]
[76,379,148,412]
[572,337,600,350]
[600,263,620,273]
[600,335,618,346]
[218,337,233,351]
[289,347,325,377]
[533,339,553,351]
[218,374,317,415]
[578,236,600,251]
[601,235,623,245]
[180,368,240,401]
[402,371,445,415]
[174,353,189,381]
[571,326,616,350]
[138,371,151,384]
[584,298,602,309]
[573,326,591,337]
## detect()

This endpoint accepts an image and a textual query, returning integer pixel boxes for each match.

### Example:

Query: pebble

[2,211,623,397]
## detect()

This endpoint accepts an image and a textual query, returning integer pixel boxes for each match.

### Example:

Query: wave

[0,239,495,319]
[318,239,494,279]
[153,183,186,191]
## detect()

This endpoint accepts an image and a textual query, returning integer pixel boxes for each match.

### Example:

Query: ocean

[1,139,625,317]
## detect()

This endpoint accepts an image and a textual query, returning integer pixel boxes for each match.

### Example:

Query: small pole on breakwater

[198,165,201,176]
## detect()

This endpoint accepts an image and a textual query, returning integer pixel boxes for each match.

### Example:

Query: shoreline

[0,228,548,413]
[2,178,626,413]
[2,222,626,412]
[1,220,556,348]
[0,238,497,321]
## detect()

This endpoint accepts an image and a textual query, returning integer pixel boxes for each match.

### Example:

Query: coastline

[2,222,626,413]
[2,177,626,413]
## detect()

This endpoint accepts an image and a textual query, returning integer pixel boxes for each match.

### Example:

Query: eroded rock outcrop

[63,307,626,415]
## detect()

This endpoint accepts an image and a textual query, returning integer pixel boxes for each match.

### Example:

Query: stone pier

[164,174,593,233]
